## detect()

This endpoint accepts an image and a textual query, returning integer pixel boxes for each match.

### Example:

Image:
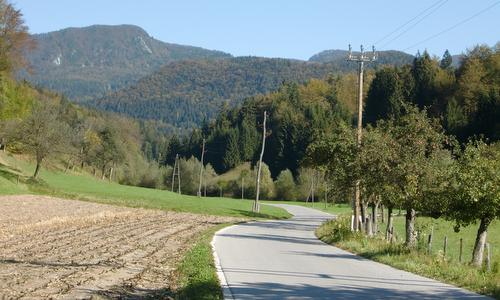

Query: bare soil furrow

[0,195,238,299]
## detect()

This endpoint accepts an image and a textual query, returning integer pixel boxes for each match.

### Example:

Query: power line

[403,1,500,51]
[373,0,447,46]
[379,0,449,49]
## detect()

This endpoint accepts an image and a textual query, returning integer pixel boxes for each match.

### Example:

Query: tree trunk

[405,208,417,247]
[386,206,393,240]
[381,204,385,223]
[372,202,378,234]
[101,165,106,180]
[33,160,41,178]
[472,217,491,267]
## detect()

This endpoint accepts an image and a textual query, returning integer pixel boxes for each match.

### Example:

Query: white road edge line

[211,224,239,300]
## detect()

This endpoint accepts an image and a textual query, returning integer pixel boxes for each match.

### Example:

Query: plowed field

[0,195,235,299]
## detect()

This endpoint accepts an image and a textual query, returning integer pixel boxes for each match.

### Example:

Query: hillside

[20,24,231,102]
[309,49,414,67]
[87,57,341,129]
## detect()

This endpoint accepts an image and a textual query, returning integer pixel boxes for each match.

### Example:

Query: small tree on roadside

[15,102,70,178]
[275,169,297,201]
[447,141,499,267]
[387,107,449,247]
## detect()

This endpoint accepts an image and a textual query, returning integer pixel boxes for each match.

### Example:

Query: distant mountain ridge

[21,24,232,101]
[309,49,414,66]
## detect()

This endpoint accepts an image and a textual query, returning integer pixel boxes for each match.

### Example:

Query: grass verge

[174,223,230,300]
[263,200,352,215]
[316,216,500,299]
[0,153,290,219]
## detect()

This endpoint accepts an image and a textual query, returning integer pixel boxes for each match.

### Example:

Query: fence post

[427,232,433,255]
[443,236,448,259]
[459,238,463,263]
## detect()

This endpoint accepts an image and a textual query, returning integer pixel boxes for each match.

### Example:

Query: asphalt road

[213,204,488,300]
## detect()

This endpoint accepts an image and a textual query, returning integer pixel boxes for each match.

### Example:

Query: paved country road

[213,204,488,300]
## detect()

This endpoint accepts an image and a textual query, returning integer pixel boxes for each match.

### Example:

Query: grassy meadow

[0,152,290,219]
[317,214,500,298]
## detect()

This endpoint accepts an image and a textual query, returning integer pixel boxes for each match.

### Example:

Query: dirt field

[0,195,236,299]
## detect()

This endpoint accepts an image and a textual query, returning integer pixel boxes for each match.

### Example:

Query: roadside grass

[175,223,230,300]
[317,216,500,298]
[263,200,352,215]
[0,153,290,219]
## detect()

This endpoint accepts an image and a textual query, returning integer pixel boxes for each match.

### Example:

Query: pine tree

[440,49,453,70]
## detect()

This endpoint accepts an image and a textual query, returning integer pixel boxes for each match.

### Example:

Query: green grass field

[263,200,352,215]
[0,153,290,219]
[317,215,500,298]
[389,214,500,265]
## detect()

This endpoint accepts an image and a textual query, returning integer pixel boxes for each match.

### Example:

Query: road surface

[213,204,487,299]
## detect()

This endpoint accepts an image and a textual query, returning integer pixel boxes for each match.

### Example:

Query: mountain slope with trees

[309,49,414,67]
[20,24,231,102]
[87,57,343,130]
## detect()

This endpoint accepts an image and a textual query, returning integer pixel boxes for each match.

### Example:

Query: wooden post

[427,227,433,255]
[253,111,267,213]
[459,238,463,263]
[171,154,177,192]
[324,183,328,210]
[197,138,206,197]
[241,177,244,200]
[486,243,491,272]
[311,171,315,208]
[443,236,448,258]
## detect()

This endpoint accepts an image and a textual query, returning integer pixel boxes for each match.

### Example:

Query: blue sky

[15,0,499,60]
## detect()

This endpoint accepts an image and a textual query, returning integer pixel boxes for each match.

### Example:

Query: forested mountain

[309,49,414,68]
[20,24,231,102]
[87,57,342,130]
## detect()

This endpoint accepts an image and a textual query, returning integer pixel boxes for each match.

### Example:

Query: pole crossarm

[347,44,377,62]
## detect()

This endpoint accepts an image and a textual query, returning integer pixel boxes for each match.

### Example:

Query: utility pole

[171,154,181,194]
[253,111,267,213]
[241,177,244,200]
[347,44,377,231]
[197,138,206,197]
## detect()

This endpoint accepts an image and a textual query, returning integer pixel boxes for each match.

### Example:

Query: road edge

[211,224,239,300]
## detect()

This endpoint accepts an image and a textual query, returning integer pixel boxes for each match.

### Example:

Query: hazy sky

[15,0,500,59]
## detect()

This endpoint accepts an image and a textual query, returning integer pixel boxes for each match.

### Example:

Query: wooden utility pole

[347,44,377,231]
[241,177,244,200]
[253,111,267,213]
[171,154,181,194]
[171,154,177,192]
[197,138,206,197]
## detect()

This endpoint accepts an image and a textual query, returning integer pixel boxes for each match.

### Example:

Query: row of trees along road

[306,46,499,267]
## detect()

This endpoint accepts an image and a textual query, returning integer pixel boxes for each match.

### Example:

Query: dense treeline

[365,47,499,142]
[158,77,363,177]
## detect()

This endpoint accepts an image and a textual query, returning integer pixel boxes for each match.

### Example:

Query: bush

[274,169,297,200]
[316,215,355,244]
